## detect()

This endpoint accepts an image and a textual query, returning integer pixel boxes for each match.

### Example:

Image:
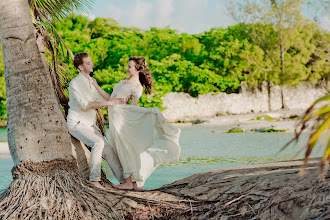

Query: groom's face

[79,56,94,74]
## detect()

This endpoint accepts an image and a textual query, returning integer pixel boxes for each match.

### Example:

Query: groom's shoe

[90,181,107,191]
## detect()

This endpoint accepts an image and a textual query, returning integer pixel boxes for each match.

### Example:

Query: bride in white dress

[92,56,181,191]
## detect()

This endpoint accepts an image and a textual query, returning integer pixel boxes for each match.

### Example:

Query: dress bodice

[111,80,143,103]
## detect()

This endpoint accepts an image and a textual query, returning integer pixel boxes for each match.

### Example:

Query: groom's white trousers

[68,122,125,183]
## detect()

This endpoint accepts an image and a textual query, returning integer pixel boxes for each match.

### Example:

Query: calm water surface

[0,126,318,190]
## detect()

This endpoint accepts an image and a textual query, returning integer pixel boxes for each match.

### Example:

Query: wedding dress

[106,80,181,187]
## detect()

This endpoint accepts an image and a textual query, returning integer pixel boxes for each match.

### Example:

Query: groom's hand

[91,77,98,86]
[109,95,125,105]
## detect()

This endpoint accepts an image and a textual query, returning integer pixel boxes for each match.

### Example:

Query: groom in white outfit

[67,52,124,190]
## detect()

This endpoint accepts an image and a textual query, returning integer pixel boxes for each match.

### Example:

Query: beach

[0,142,9,158]
[0,109,307,160]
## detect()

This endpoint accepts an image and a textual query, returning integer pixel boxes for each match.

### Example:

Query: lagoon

[0,125,317,190]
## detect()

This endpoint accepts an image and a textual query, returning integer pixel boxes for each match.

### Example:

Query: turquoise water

[0,126,318,190]
[0,128,6,142]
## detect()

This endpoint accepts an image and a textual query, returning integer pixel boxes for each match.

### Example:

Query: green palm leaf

[283,94,330,179]
[29,0,94,21]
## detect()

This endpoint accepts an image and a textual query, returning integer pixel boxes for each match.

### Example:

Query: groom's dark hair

[73,52,89,70]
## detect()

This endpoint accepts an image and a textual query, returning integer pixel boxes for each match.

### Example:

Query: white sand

[172,109,311,133]
[0,142,10,158]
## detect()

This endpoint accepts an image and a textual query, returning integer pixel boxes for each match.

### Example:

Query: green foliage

[259,128,287,133]
[227,129,244,133]
[0,14,328,121]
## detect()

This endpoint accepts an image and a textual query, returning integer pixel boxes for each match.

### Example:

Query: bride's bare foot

[133,182,144,192]
[90,181,107,191]
[114,182,134,190]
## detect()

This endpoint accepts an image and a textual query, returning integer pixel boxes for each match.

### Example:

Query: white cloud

[320,14,330,31]
[154,0,174,27]
[81,12,96,20]
[128,0,153,29]
[104,0,235,34]
[208,1,235,30]
[108,5,122,20]
[170,0,210,33]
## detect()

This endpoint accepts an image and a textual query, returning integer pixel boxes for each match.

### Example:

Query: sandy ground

[0,142,10,158]
[0,109,308,159]
[173,109,307,132]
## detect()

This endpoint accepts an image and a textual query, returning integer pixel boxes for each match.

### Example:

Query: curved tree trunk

[0,0,72,164]
[1,1,328,219]
[0,1,192,218]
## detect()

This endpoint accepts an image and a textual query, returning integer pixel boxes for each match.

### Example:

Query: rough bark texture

[160,158,330,220]
[1,158,329,219]
[0,159,192,219]
[0,0,72,164]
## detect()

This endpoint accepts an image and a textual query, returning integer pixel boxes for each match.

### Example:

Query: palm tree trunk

[0,0,117,218]
[0,0,72,164]
[0,1,193,218]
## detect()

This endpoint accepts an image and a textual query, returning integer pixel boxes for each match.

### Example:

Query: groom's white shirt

[67,72,106,129]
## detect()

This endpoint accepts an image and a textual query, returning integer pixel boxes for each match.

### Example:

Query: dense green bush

[0,15,328,120]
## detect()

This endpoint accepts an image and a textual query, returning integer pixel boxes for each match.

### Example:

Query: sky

[84,0,236,34]
[82,0,329,34]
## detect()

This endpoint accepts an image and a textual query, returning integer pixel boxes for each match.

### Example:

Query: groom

[67,52,124,190]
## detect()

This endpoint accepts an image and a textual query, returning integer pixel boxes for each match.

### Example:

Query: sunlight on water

[0,125,321,190]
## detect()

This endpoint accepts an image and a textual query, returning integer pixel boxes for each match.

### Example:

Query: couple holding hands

[67,53,181,191]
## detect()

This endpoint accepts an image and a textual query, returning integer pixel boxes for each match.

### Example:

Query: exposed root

[0,159,121,219]
[0,159,192,219]
[161,158,330,219]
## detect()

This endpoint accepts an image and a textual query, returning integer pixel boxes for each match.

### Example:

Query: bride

[92,56,181,191]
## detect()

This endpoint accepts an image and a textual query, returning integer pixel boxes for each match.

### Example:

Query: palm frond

[29,0,106,136]
[283,94,330,179]
[29,0,94,21]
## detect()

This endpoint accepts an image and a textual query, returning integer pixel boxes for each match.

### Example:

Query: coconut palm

[283,94,330,179]
[0,1,195,218]
[0,0,117,218]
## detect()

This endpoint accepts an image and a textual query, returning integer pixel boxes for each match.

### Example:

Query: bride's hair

[129,56,153,94]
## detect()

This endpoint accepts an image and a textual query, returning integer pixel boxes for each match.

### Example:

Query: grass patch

[259,128,287,133]
[191,119,207,124]
[256,115,276,121]
[226,129,244,133]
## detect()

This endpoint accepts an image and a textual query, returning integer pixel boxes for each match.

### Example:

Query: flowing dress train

[106,80,181,187]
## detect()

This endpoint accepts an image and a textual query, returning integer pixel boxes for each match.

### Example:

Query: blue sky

[84,0,236,34]
[82,0,329,34]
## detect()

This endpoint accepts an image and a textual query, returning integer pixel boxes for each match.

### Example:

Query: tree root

[0,159,192,219]
[160,158,330,219]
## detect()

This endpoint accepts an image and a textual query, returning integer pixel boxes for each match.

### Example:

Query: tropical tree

[0,0,169,218]
[227,0,329,109]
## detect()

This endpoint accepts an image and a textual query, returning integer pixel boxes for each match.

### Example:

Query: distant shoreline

[0,109,307,159]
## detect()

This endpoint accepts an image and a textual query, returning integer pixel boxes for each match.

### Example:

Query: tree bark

[279,33,288,110]
[267,80,272,111]
[0,1,192,219]
[0,0,72,164]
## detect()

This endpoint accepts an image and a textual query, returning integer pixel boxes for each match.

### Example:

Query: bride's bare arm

[130,96,139,105]
[91,78,111,101]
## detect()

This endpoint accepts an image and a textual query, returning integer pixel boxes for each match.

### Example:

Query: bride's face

[126,60,138,76]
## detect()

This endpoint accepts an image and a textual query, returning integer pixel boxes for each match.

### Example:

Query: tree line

[0,14,329,121]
